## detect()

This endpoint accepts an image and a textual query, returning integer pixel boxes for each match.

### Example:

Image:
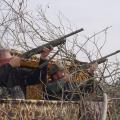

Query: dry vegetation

[0,0,120,119]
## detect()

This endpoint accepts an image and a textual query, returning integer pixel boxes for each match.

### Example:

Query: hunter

[0,47,52,99]
[45,63,97,101]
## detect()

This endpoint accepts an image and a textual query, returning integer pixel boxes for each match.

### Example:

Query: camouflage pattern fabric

[26,84,43,100]
[0,99,109,120]
[0,86,25,99]
[0,87,10,99]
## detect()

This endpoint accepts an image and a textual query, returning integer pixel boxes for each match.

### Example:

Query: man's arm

[0,63,13,84]
[21,58,48,85]
[15,47,52,86]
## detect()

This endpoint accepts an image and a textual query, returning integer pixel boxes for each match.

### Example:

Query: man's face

[0,51,12,66]
[56,70,65,79]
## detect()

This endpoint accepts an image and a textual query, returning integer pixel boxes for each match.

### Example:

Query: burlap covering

[0,99,106,120]
[26,84,43,100]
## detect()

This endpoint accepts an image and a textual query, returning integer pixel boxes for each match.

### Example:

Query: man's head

[0,48,12,66]
[49,64,65,81]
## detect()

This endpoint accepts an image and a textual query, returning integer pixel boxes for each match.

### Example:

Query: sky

[27,0,120,58]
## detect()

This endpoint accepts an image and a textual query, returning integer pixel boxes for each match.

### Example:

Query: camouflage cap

[49,64,64,75]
